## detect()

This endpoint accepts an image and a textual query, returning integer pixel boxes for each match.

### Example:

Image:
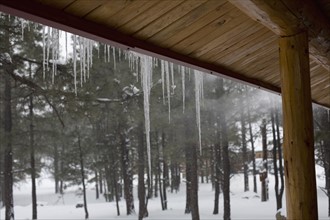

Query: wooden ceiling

[0,0,329,108]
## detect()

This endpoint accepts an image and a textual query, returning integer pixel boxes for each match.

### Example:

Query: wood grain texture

[229,0,330,68]
[0,0,329,108]
[64,0,109,18]
[279,31,318,220]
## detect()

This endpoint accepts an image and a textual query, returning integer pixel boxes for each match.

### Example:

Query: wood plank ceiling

[2,0,330,108]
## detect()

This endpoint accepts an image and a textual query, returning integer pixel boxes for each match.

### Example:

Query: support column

[279,31,318,220]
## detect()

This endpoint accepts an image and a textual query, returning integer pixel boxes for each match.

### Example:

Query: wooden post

[279,31,318,220]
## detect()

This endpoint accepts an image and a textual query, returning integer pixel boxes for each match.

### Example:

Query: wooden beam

[229,0,330,68]
[0,0,281,96]
[279,31,318,219]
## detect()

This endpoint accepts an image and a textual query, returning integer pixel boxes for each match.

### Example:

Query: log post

[279,31,318,220]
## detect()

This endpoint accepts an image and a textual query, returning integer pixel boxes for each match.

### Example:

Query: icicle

[97,43,100,59]
[141,54,153,190]
[65,32,68,62]
[153,57,158,67]
[42,26,46,79]
[46,27,51,71]
[161,60,165,105]
[55,29,60,78]
[181,66,185,113]
[194,70,203,153]
[79,37,83,87]
[87,39,90,79]
[21,19,24,40]
[83,38,86,83]
[73,35,77,95]
[165,61,171,123]
[136,59,139,81]
[51,28,55,84]
[112,46,116,70]
[170,62,175,94]
[107,45,110,63]
[104,44,106,63]
[89,40,93,69]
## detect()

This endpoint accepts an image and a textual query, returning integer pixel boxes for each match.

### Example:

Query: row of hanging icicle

[17,16,205,179]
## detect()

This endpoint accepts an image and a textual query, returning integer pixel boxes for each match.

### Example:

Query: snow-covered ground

[1,165,329,220]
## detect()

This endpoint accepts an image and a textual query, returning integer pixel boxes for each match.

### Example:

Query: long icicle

[170,62,175,94]
[42,26,46,79]
[73,35,77,95]
[113,46,116,70]
[181,65,185,113]
[194,70,203,153]
[65,32,68,62]
[161,60,165,105]
[46,27,51,71]
[141,54,152,193]
[165,61,171,123]
[51,28,55,84]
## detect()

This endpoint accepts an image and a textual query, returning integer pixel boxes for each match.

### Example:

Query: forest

[0,12,330,220]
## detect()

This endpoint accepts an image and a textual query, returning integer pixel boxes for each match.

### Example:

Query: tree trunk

[240,109,249,192]
[29,63,37,220]
[154,168,158,198]
[247,106,257,193]
[275,105,284,211]
[109,141,120,215]
[54,143,59,194]
[78,134,89,219]
[3,15,14,220]
[95,171,99,199]
[120,129,134,215]
[161,132,168,210]
[190,144,200,220]
[271,107,280,210]
[221,112,231,220]
[154,133,159,198]
[138,124,148,220]
[261,119,268,202]
[99,171,103,195]
[59,143,65,195]
[113,168,120,216]
[184,145,191,214]
[213,142,221,214]
[156,132,165,210]
[4,64,14,220]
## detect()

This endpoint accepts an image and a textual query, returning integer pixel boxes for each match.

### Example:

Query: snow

[2,168,329,220]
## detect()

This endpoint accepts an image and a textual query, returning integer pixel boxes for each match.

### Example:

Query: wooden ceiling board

[35,0,75,10]
[209,29,275,64]
[64,0,110,18]
[133,0,207,40]
[207,28,273,67]
[233,43,278,71]
[147,0,225,44]
[84,0,133,25]
[158,1,232,48]
[191,18,262,59]
[172,9,247,56]
[103,0,159,29]
[312,88,329,104]
[116,0,184,34]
